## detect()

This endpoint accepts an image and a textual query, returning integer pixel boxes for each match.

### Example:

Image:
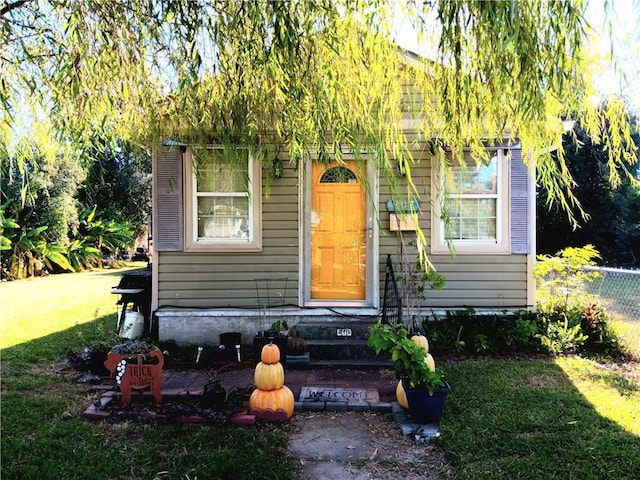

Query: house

[150,59,536,359]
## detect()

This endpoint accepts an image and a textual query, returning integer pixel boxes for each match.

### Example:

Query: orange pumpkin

[396,380,409,409]
[411,334,429,353]
[249,385,295,418]
[261,342,281,364]
[254,361,285,391]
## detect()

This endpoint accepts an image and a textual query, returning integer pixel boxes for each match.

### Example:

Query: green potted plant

[268,319,289,337]
[367,321,451,423]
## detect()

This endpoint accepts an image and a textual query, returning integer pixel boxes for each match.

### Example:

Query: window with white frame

[431,149,510,254]
[184,146,262,251]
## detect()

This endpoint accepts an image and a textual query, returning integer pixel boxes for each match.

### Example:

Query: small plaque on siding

[336,328,352,337]
[390,213,417,232]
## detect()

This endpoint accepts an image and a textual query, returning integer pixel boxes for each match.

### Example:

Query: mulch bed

[86,389,248,425]
[66,344,257,425]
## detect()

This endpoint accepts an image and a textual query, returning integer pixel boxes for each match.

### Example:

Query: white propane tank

[121,311,144,339]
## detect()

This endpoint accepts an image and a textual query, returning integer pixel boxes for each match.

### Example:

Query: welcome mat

[299,386,379,403]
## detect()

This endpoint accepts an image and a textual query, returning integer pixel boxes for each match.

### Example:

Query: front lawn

[440,357,639,480]
[1,304,295,480]
[0,266,140,349]
[1,270,638,479]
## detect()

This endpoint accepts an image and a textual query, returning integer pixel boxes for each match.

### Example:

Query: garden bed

[85,388,250,425]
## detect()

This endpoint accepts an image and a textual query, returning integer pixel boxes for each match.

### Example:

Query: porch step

[289,319,375,340]
[288,319,386,362]
[303,339,369,346]
[285,353,392,369]
[304,358,392,369]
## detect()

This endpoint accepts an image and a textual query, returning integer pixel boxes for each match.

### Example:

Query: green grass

[439,358,640,480]
[0,266,138,349]
[1,270,639,480]
[611,317,640,359]
[1,269,296,480]
[1,346,295,480]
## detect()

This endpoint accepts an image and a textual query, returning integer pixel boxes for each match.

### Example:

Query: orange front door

[311,161,366,300]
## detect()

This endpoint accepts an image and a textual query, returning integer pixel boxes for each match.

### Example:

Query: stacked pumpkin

[248,343,295,421]
[396,334,435,409]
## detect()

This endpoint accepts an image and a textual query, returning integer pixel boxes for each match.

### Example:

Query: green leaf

[44,251,75,272]
[1,219,20,229]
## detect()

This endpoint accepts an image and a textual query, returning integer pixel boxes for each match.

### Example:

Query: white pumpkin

[425,353,436,372]
[410,334,429,353]
[396,380,409,409]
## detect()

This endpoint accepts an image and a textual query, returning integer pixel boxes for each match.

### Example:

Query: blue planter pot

[403,380,451,424]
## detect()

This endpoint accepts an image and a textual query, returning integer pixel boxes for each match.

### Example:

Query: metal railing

[382,255,402,324]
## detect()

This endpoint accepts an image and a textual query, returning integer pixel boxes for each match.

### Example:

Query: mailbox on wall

[389,213,417,231]
[386,198,420,232]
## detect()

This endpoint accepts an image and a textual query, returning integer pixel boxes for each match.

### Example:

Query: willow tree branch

[1,0,32,17]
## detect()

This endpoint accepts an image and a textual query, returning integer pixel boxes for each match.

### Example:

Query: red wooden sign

[104,349,164,405]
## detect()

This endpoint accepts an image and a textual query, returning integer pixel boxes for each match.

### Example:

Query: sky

[585,0,639,104]
[391,0,640,110]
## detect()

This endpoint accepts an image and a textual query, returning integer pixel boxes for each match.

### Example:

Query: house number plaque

[336,328,352,337]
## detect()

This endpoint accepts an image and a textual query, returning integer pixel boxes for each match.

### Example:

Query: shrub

[535,245,622,356]
[420,309,543,356]
[0,212,74,279]
[418,246,625,358]
[536,309,588,355]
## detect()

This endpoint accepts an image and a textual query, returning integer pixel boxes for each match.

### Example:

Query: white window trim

[184,146,262,252]
[431,149,510,255]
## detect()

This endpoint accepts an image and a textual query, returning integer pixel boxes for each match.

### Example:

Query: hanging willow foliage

[1,0,638,263]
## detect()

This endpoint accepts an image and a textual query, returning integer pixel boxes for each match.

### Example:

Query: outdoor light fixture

[396,159,406,177]
[272,156,284,178]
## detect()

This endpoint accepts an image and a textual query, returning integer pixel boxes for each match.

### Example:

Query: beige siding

[378,139,432,259]
[157,162,299,309]
[156,141,531,311]
[376,145,531,310]
[425,255,528,308]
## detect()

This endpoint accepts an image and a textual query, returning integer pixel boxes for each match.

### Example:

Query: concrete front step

[302,358,392,369]
[305,339,381,361]
[289,318,382,361]
[289,320,375,341]
[286,353,391,369]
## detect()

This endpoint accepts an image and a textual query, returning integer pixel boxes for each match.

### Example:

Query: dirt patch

[524,374,567,389]
[594,359,640,388]
[289,411,455,480]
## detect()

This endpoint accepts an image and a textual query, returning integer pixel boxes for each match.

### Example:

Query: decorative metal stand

[254,278,289,366]
[254,278,288,333]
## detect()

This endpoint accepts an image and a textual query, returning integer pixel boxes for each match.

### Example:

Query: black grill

[112,268,152,336]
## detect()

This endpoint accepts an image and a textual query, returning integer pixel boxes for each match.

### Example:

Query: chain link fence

[585,266,640,356]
